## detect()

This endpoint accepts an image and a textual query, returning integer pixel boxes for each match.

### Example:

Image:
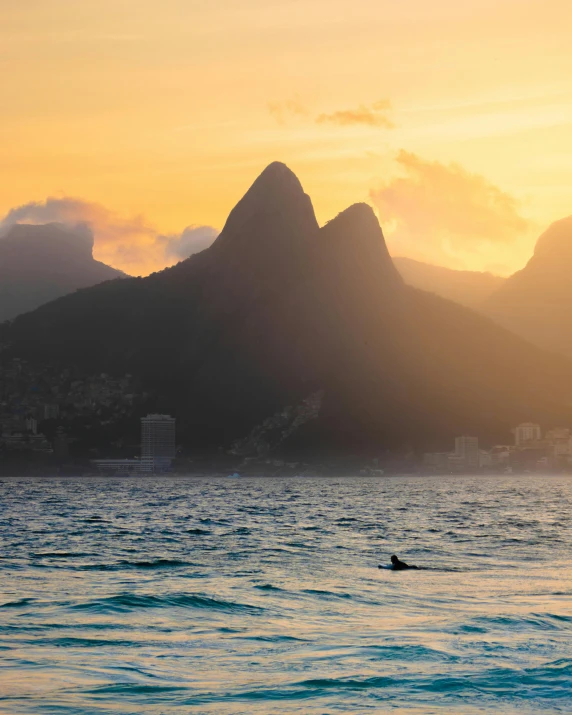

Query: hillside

[3,164,572,457]
[393,256,505,308]
[0,223,125,322]
[484,216,572,357]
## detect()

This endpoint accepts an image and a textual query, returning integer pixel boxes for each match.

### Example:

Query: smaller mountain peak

[327,202,378,226]
[323,203,384,244]
[319,203,402,288]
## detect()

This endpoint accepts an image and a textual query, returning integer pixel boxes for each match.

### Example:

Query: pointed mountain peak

[254,161,304,190]
[211,162,319,254]
[228,161,309,215]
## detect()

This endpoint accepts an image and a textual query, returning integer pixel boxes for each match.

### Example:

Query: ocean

[1,475,571,714]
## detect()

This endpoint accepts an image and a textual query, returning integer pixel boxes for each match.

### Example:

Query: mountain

[3,163,572,457]
[484,216,572,357]
[393,257,505,309]
[0,222,125,322]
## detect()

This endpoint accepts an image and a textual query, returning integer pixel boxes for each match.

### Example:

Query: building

[43,404,60,420]
[423,435,479,472]
[490,445,512,469]
[479,450,492,468]
[514,422,541,446]
[25,417,37,434]
[141,414,176,472]
[423,452,453,471]
[545,428,572,457]
[455,435,479,469]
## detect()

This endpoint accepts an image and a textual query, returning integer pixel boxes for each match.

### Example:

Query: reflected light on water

[1,474,571,714]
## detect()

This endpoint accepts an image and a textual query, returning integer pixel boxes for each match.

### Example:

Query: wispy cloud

[370,150,529,267]
[268,98,394,128]
[0,198,218,276]
[267,98,309,125]
[316,100,393,128]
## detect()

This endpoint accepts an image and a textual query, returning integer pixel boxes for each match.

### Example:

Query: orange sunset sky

[1,0,571,276]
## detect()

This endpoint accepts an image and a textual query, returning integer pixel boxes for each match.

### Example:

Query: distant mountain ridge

[484,216,572,357]
[393,257,505,308]
[0,222,125,322]
[3,163,572,457]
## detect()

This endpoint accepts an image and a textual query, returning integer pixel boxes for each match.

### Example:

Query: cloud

[159,225,219,261]
[370,150,530,268]
[268,98,393,129]
[316,100,394,128]
[267,98,309,125]
[0,198,218,276]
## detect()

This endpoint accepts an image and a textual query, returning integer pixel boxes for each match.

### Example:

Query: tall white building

[455,435,479,469]
[514,422,541,446]
[141,414,176,472]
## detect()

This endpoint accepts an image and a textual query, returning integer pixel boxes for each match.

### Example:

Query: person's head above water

[391,555,399,565]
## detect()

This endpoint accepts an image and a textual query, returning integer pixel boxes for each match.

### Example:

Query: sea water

[1,475,571,714]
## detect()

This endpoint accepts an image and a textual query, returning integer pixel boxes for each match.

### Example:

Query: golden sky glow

[1,0,571,275]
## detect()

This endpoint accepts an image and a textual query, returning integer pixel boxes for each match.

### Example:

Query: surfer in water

[380,555,419,571]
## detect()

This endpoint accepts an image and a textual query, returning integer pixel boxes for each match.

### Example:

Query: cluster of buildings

[91,414,176,474]
[0,358,140,458]
[424,423,572,473]
[229,391,323,458]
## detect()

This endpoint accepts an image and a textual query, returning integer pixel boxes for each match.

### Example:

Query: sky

[1,0,571,276]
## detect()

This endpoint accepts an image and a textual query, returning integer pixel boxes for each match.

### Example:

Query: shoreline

[0,471,570,480]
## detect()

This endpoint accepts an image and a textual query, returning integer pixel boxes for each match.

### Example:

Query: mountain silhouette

[3,164,572,456]
[484,216,572,357]
[0,222,125,322]
[393,256,505,309]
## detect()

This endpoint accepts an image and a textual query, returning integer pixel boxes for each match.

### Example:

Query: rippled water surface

[1,475,572,714]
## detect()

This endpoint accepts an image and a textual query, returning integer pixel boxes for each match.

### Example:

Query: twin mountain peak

[4,163,572,456]
[197,161,401,292]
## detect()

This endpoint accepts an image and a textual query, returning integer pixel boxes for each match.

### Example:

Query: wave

[118,558,189,570]
[0,597,35,609]
[471,614,567,632]
[243,634,308,643]
[71,592,265,614]
[32,552,92,558]
[362,643,455,662]
[254,584,285,592]
[199,517,230,525]
[19,636,135,648]
[233,661,572,701]
[302,589,352,600]
[82,516,110,523]
[87,683,188,696]
[297,675,397,691]
[79,558,191,571]
[186,528,211,535]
